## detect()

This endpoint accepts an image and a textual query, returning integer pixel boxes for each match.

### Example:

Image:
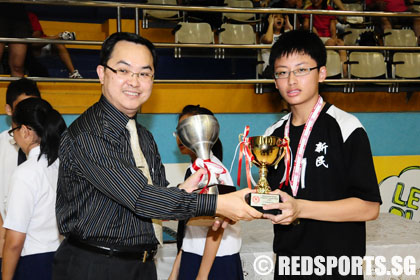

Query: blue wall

[2,112,419,161]
[2,111,419,185]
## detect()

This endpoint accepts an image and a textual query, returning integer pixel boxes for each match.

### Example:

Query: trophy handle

[273,138,287,169]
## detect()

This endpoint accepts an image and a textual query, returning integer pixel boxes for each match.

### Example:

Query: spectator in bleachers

[305,0,351,33]
[269,0,304,30]
[2,98,66,280]
[0,78,41,277]
[303,0,347,76]
[27,12,82,78]
[260,12,293,78]
[0,4,31,77]
[366,0,420,45]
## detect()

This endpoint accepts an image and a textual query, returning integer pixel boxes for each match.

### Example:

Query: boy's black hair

[269,30,326,74]
[6,78,41,108]
[100,32,157,71]
[178,105,223,162]
[12,98,67,166]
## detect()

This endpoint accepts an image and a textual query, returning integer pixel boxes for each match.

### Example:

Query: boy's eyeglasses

[104,65,154,81]
[274,66,318,79]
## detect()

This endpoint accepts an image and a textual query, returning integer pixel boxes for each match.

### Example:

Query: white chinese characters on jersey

[315,142,329,168]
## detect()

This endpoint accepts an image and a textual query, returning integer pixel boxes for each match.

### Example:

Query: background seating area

[0,0,419,116]
[1,0,420,94]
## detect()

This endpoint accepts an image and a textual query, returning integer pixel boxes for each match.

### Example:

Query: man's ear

[5,104,12,116]
[97,65,105,84]
[318,66,327,83]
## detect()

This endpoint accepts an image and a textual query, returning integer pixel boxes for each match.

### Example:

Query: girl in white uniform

[169,105,243,280]
[2,98,66,280]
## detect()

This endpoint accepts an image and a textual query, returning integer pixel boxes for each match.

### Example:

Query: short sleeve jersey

[264,103,381,258]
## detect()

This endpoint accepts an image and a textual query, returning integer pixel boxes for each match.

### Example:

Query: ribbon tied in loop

[237,126,254,189]
[192,158,227,194]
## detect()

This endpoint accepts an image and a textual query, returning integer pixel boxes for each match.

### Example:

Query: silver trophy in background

[176,114,221,195]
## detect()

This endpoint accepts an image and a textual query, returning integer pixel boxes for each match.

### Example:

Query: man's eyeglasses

[104,65,154,81]
[8,126,21,137]
[274,66,318,79]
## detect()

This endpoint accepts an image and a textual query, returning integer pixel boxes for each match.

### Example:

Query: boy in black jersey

[262,30,382,279]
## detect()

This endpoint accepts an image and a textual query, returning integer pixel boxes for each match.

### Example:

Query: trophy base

[194,184,237,195]
[245,193,282,215]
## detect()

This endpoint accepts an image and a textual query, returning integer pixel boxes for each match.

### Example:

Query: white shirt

[181,155,242,257]
[3,146,61,256]
[0,128,19,219]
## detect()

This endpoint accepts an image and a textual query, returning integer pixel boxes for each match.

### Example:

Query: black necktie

[17,148,26,165]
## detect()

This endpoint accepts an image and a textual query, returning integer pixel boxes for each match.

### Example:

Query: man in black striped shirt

[52,32,261,280]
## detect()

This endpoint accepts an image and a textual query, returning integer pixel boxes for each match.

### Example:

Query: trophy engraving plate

[249,193,280,207]
[245,193,282,215]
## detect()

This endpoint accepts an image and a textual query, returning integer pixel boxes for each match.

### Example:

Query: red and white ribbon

[192,158,227,194]
[283,96,324,197]
[235,126,255,189]
[279,136,291,188]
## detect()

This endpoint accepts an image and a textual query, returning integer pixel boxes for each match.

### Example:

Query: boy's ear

[5,104,12,116]
[318,66,327,82]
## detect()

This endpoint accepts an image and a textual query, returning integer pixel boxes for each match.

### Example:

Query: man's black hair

[100,32,157,71]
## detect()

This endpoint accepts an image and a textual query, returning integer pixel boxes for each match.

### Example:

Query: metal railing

[1,0,420,90]
[2,0,419,17]
[2,38,420,51]
[1,76,419,85]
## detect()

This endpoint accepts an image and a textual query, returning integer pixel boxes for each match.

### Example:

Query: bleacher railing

[1,0,420,90]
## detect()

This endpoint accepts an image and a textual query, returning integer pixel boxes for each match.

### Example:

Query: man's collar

[99,95,131,131]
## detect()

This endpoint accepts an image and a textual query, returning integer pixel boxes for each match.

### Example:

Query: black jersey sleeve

[343,127,382,204]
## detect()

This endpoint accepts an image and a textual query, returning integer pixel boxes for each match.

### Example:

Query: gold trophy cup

[245,136,287,214]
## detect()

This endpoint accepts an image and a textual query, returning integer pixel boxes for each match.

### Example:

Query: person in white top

[0,78,41,262]
[2,98,66,280]
[169,105,243,280]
